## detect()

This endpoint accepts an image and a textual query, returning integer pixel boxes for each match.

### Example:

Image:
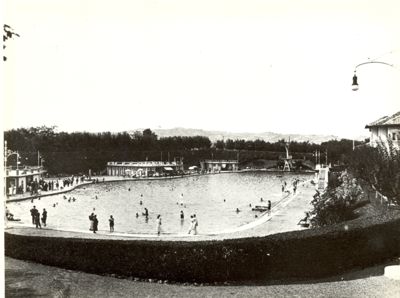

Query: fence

[364,182,398,211]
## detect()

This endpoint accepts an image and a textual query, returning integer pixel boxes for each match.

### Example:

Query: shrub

[5,209,400,283]
[348,140,400,205]
[309,172,365,227]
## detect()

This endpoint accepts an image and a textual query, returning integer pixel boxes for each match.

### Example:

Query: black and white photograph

[2,0,400,297]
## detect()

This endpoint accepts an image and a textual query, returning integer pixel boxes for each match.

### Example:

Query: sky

[2,0,400,139]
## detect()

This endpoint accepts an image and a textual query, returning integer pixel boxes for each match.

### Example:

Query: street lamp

[4,141,20,170]
[352,60,394,91]
[350,56,400,280]
[4,141,20,197]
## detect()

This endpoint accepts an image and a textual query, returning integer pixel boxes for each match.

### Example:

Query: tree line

[4,126,358,174]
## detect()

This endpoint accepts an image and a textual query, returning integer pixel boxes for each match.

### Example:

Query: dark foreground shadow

[238,257,400,287]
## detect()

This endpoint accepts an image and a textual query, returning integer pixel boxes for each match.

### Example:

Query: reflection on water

[7,172,311,234]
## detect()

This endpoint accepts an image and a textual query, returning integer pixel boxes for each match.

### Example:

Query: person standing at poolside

[89,212,94,231]
[188,215,194,234]
[156,214,162,236]
[193,214,198,235]
[34,211,41,229]
[188,214,198,235]
[41,208,47,227]
[93,215,98,233]
[267,200,271,213]
[109,215,114,232]
[30,206,38,224]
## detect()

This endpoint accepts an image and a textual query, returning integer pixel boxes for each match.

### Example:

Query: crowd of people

[85,208,199,236]
[27,175,87,196]
[281,178,301,195]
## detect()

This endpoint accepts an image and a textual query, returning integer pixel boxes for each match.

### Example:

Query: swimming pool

[6,172,312,235]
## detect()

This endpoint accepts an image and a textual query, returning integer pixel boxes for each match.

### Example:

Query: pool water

[7,172,312,235]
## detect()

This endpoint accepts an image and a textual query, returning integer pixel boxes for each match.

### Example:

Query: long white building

[200,160,239,172]
[5,166,46,195]
[107,161,184,177]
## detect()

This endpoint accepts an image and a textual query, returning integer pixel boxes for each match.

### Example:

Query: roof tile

[365,111,400,128]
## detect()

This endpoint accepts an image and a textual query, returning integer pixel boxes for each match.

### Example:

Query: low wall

[5,211,400,283]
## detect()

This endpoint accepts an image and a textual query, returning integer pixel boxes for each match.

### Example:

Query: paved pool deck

[5,180,316,241]
[5,256,400,297]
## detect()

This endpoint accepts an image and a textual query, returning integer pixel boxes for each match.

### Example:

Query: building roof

[107,161,181,167]
[365,111,400,128]
[202,160,238,164]
[6,166,46,178]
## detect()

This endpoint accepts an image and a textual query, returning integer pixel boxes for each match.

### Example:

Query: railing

[107,161,182,166]
[5,166,46,176]
[368,184,399,211]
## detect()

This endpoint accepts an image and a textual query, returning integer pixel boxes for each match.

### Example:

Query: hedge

[5,211,400,283]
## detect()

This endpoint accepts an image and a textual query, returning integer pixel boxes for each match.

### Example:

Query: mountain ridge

[130,127,366,144]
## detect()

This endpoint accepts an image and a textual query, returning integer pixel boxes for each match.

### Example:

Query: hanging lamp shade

[352,73,359,91]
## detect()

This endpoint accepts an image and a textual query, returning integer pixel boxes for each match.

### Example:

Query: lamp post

[351,58,397,149]
[4,141,20,169]
[351,57,400,279]
[4,141,20,197]
[352,60,394,91]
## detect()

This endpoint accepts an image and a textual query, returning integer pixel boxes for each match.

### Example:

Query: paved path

[5,257,400,297]
[5,181,316,241]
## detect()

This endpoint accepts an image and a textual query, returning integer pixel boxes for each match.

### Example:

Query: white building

[365,111,400,149]
[107,161,184,177]
[5,166,46,195]
[200,160,239,172]
[315,164,330,191]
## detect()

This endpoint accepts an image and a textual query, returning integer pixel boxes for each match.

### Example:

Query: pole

[315,150,317,165]
[4,141,7,169]
[4,141,7,197]
[37,150,40,167]
[325,149,328,166]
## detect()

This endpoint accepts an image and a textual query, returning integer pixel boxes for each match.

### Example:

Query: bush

[5,210,400,283]
[348,140,400,205]
[309,172,366,227]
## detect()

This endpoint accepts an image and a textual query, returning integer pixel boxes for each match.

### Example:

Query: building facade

[107,161,184,177]
[200,160,239,172]
[365,111,400,149]
[315,164,330,191]
[5,166,46,195]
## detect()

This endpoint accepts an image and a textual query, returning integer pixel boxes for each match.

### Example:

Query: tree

[348,140,400,205]
[215,140,225,150]
[3,24,19,61]
[142,128,157,139]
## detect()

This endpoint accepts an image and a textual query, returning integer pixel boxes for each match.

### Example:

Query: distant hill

[130,127,355,144]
